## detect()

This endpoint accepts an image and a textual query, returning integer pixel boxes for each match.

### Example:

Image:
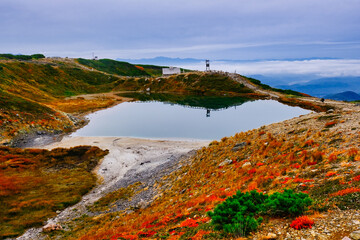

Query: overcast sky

[1,0,359,60]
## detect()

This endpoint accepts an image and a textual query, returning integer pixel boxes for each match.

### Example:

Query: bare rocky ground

[249,100,360,240]
[16,137,209,240]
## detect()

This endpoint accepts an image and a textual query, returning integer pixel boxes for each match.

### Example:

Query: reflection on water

[72,94,310,140]
[117,93,255,118]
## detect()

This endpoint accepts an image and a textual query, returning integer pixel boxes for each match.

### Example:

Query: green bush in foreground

[265,189,313,217]
[208,189,312,237]
[208,191,266,236]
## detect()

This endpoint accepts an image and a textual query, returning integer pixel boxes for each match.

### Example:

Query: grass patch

[77,58,150,77]
[90,182,142,212]
[0,146,108,239]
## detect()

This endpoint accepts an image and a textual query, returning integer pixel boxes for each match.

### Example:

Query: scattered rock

[231,142,247,151]
[242,162,252,168]
[140,161,151,165]
[263,232,277,239]
[342,237,352,240]
[350,230,360,240]
[42,223,63,232]
[326,109,335,113]
[218,158,233,167]
[137,199,149,209]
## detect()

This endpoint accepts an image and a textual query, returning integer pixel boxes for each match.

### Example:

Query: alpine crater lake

[71,94,311,140]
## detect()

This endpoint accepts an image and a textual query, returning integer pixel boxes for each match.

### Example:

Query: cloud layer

[178,59,360,78]
[0,0,359,59]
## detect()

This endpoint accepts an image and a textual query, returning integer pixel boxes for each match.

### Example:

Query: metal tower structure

[205,60,210,71]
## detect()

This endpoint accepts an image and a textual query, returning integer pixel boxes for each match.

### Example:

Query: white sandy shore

[45,136,210,183]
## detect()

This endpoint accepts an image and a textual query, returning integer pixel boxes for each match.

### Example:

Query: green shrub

[208,190,267,237]
[208,189,312,237]
[265,189,313,217]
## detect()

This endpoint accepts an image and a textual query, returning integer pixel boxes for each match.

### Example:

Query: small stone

[242,162,252,168]
[343,108,352,112]
[42,223,63,232]
[350,230,360,240]
[231,142,247,151]
[218,158,233,167]
[342,237,352,240]
[327,109,335,113]
[353,220,360,225]
[264,233,277,239]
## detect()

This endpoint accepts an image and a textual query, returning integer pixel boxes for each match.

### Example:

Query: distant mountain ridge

[276,77,360,98]
[117,56,340,65]
[324,91,360,101]
[117,56,203,65]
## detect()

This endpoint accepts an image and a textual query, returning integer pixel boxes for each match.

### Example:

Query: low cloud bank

[178,59,360,78]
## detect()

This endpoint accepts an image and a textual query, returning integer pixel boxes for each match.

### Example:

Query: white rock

[42,223,62,232]
[266,232,277,239]
[242,162,252,168]
[350,230,360,240]
[218,158,233,167]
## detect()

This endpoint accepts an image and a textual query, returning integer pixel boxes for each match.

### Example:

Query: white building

[162,67,181,76]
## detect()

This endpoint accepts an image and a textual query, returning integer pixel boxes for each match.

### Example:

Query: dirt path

[228,73,281,99]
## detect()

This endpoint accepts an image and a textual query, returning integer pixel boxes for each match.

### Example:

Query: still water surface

[71,97,310,140]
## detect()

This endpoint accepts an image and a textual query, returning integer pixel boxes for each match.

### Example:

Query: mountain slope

[324,91,360,101]
[76,58,151,77]
[278,77,360,97]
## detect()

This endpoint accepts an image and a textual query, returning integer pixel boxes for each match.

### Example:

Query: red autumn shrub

[353,175,360,182]
[138,230,156,237]
[326,171,337,177]
[180,218,198,228]
[325,121,337,128]
[330,187,360,197]
[290,216,314,230]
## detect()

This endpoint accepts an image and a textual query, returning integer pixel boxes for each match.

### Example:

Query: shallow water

[71,97,310,140]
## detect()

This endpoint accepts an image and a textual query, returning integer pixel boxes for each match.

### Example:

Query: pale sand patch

[44,136,210,184]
